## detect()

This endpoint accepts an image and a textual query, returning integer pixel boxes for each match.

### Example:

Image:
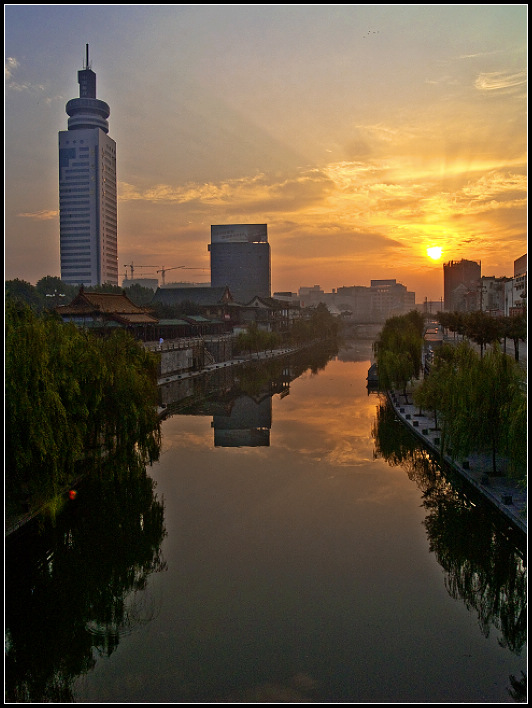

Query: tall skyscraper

[208,224,271,302]
[59,45,118,286]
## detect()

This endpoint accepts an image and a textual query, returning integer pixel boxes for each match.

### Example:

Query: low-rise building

[56,287,158,338]
[298,280,415,322]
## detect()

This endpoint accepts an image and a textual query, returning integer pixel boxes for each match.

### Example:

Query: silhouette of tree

[500,314,527,362]
[5,458,166,703]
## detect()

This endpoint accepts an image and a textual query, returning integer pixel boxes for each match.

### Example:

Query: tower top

[84,43,91,70]
[78,44,96,99]
[65,46,110,133]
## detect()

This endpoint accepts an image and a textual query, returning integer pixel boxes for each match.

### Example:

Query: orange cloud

[17,209,58,220]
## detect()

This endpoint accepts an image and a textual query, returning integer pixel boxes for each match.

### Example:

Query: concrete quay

[387,390,527,536]
[157,346,302,387]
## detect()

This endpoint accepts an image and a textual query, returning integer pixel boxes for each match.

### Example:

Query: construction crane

[157,265,209,285]
[123,263,161,280]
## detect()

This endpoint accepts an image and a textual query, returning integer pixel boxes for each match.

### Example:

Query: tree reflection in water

[372,398,527,698]
[5,453,166,703]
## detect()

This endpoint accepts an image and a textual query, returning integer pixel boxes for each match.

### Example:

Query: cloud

[5,56,19,80]
[5,56,46,94]
[118,170,333,215]
[458,50,506,60]
[17,209,58,220]
[474,71,527,92]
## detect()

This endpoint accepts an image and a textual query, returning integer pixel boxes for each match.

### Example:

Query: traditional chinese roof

[151,285,233,307]
[238,295,297,310]
[56,288,158,325]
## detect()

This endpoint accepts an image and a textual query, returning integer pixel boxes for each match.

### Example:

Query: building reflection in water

[212,394,272,447]
[160,346,334,448]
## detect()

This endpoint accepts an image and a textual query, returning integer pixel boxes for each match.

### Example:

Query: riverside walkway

[387,390,526,535]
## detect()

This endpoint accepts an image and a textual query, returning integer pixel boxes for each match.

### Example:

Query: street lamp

[45,290,66,307]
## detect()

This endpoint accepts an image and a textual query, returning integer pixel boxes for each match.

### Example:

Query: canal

[5,340,527,702]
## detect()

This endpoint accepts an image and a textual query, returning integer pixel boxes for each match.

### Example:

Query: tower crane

[123,263,160,280]
[157,265,209,285]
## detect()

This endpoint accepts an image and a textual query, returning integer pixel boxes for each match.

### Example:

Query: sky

[4,4,528,301]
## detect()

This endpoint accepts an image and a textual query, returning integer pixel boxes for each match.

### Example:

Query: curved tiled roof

[56,288,158,324]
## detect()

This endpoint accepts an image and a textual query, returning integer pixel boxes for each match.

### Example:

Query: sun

[426,246,442,261]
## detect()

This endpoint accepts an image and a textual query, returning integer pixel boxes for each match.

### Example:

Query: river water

[5,340,527,703]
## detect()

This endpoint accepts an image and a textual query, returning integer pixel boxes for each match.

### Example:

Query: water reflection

[5,343,527,703]
[373,399,527,661]
[161,344,337,448]
[4,455,166,703]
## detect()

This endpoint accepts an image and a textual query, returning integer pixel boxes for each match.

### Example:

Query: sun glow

[426,246,443,261]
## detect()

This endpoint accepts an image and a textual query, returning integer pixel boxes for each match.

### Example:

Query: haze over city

[5,4,527,301]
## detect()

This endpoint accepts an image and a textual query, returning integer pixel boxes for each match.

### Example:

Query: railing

[144,337,205,353]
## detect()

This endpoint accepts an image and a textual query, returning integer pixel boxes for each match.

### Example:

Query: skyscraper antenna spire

[85,43,90,70]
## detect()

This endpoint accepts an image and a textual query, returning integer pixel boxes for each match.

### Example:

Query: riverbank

[156,344,310,418]
[157,345,302,387]
[387,390,527,535]
[6,343,324,537]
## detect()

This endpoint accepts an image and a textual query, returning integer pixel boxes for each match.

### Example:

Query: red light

[69,490,77,500]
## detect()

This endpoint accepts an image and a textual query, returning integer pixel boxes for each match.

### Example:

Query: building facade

[208,224,271,302]
[59,46,118,287]
[506,253,527,316]
[300,280,415,322]
[443,259,481,311]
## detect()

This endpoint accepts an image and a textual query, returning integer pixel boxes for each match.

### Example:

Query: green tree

[464,310,502,357]
[97,330,161,463]
[35,276,78,305]
[377,349,416,401]
[123,283,157,306]
[499,313,527,362]
[422,341,526,476]
[6,303,78,501]
[467,345,526,474]
[436,311,467,340]
[5,302,161,509]
[505,394,527,480]
[5,278,43,310]
[374,311,425,400]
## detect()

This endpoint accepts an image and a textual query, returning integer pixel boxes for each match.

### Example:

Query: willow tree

[427,342,525,475]
[466,345,526,475]
[6,302,161,508]
[505,395,527,481]
[97,330,161,464]
[374,311,425,400]
[5,303,86,502]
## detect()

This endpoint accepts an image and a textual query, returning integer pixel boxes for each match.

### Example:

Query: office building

[208,224,271,302]
[59,45,118,286]
[506,253,527,316]
[443,259,481,311]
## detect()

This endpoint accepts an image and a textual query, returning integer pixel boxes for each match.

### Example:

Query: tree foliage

[437,309,526,361]
[374,311,425,399]
[5,301,161,507]
[289,303,340,345]
[414,340,526,478]
[5,276,155,311]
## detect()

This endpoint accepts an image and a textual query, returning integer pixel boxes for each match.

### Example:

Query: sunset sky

[5,5,527,301]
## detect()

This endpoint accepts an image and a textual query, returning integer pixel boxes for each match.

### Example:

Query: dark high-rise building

[208,224,271,303]
[59,45,117,286]
[443,259,481,311]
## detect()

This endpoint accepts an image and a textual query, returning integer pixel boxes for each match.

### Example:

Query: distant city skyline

[5,5,527,300]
